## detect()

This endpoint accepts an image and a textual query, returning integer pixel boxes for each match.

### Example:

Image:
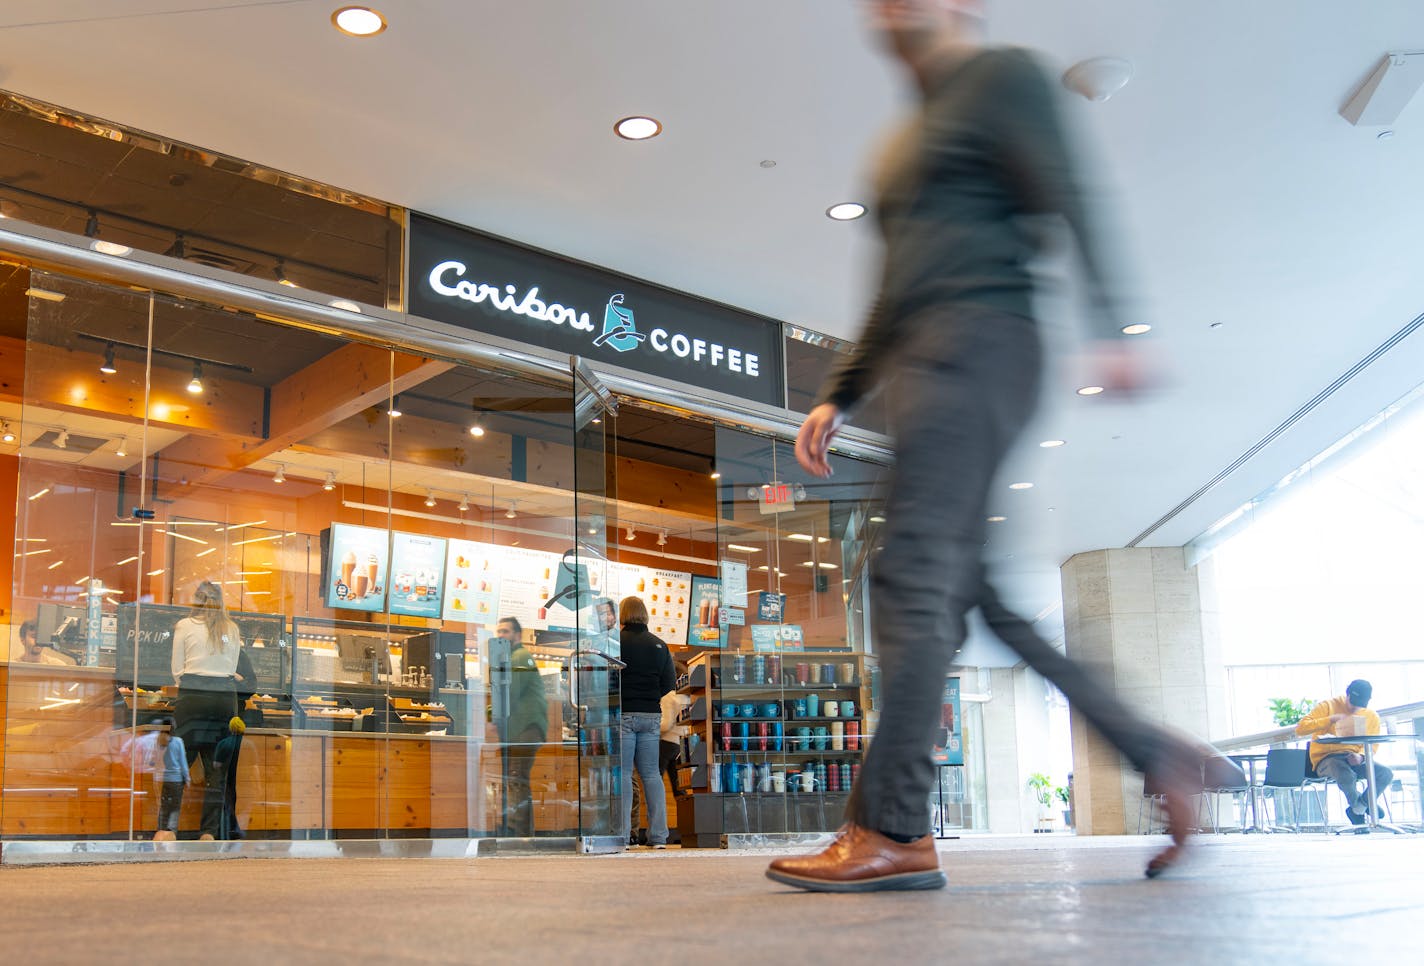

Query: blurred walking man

[769,0,1207,893]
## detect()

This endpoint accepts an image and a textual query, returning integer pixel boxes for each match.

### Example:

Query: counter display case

[674,650,876,847]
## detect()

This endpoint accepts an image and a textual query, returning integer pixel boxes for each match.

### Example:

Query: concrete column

[980,666,1058,833]
[1060,547,1229,835]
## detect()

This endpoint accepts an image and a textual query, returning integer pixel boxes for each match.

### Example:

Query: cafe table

[1315,733,1419,834]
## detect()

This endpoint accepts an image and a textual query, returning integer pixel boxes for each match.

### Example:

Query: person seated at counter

[10,619,76,665]
[1295,679,1392,825]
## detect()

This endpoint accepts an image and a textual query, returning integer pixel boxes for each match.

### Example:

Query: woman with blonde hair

[170,580,244,840]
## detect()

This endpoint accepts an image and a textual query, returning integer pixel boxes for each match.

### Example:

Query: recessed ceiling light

[759,159,777,169]
[332,6,387,37]
[1008,482,1034,490]
[614,116,662,140]
[987,516,1007,523]
[726,544,761,553]
[826,202,867,221]
[1121,323,1152,335]
[1039,439,1065,448]
[869,515,886,524]
[1076,386,1104,396]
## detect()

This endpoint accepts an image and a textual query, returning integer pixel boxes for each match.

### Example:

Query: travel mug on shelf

[795,663,810,685]
[830,721,845,751]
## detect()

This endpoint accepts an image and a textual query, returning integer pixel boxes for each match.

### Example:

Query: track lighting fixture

[625,525,637,542]
[55,429,69,450]
[322,472,336,492]
[458,494,470,512]
[425,490,437,508]
[1,421,15,444]
[115,437,128,457]
[275,260,297,287]
[84,210,99,238]
[387,395,402,418]
[163,234,187,259]
[273,464,285,484]
[99,343,118,375]
[657,530,668,547]
[505,501,517,520]
[187,361,204,395]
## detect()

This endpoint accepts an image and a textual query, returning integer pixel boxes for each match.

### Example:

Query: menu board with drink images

[387,532,448,619]
[687,575,723,646]
[443,538,502,624]
[326,523,389,613]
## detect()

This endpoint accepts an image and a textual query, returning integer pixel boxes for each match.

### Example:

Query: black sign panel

[407,214,785,407]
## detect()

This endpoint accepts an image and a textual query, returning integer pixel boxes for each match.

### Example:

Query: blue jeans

[621,712,667,845]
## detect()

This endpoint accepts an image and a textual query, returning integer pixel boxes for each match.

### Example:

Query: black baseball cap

[1345,679,1372,708]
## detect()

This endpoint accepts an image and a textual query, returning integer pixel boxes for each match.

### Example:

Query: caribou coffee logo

[426,261,761,377]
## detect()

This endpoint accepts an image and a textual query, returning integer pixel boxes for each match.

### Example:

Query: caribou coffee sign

[408,214,784,406]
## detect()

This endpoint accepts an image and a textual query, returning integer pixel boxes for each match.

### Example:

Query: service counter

[0,662,593,840]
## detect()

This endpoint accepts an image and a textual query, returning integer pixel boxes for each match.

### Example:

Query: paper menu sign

[326,523,389,613]
[720,559,748,608]
[496,546,562,630]
[443,538,502,624]
[647,569,692,642]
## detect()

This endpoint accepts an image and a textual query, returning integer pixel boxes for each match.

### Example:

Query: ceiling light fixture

[1,422,15,444]
[332,6,388,37]
[163,234,187,259]
[657,530,668,547]
[1039,439,1065,448]
[84,210,99,238]
[987,515,1007,523]
[387,395,402,418]
[115,437,128,457]
[1076,386,1104,396]
[187,361,204,395]
[91,239,132,257]
[469,422,485,438]
[1061,57,1133,102]
[272,464,285,484]
[1008,482,1034,490]
[505,501,517,520]
[100,343,118,374]
[329,299,362,312]
[425,490,436,508]
[826,202,867,221]
[726,544,761,554]
[274,260,298,288]
[614,115,662,140]
[55,429,68,450]
[27,487,50,501]
[1121,323,1152,335]
[458,494,469,512]
[322,472,336,492]
[625,525,637,542]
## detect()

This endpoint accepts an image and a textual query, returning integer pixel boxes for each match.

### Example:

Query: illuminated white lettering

[425,260,592,330]
[692,339,706,362]
[671,334,691,358]
[728,348,742,373]
[710,344,724,367]
[650,328,669,351]
[747,354,759,377]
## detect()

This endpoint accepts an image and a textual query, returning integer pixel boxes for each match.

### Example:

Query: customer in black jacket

[619,596,676,848]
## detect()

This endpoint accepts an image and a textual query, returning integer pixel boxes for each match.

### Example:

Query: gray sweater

[821,46,1127,413]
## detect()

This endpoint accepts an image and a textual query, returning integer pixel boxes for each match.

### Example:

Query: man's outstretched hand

[795,403,846,478]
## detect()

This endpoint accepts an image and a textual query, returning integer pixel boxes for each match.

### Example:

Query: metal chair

[1261,748,1314,832]
[1137,770,1168,835]
[1198,754,1250,832]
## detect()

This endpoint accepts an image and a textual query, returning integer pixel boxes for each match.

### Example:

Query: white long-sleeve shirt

[170,616,241,681]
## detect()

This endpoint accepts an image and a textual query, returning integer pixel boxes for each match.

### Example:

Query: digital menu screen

[325,524,389,613]
[387,532,448,619]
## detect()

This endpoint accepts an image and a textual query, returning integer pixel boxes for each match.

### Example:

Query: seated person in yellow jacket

[1295,679,1391,825]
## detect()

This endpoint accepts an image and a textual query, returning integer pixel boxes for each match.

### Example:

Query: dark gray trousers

[846,306,1168,838]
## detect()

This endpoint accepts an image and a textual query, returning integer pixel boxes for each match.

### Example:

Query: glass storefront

[0,262,899,845]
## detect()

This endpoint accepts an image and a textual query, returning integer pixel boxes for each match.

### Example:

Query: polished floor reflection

[1,834,1419,963]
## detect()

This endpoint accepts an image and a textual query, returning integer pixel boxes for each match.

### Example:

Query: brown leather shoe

[766,824,947,893]
[1144,738,1228,879]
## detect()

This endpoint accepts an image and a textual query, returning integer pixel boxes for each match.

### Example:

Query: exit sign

[754,482,796,515]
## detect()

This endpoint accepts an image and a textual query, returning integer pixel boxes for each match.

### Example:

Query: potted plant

[1268,698,1315,727]
[1056,785,1072,829]
[1027,772,1055,832]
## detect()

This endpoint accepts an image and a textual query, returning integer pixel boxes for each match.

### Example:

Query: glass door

[570,358,622,852]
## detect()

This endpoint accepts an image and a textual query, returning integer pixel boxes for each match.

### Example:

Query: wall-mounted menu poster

[443,538,502,623]
[687,575,723,646]
[388,532,448,619]
[496,546,563,631]
[325,524,390,613]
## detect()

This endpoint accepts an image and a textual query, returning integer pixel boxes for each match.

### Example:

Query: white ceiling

[3,1,1424,666]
